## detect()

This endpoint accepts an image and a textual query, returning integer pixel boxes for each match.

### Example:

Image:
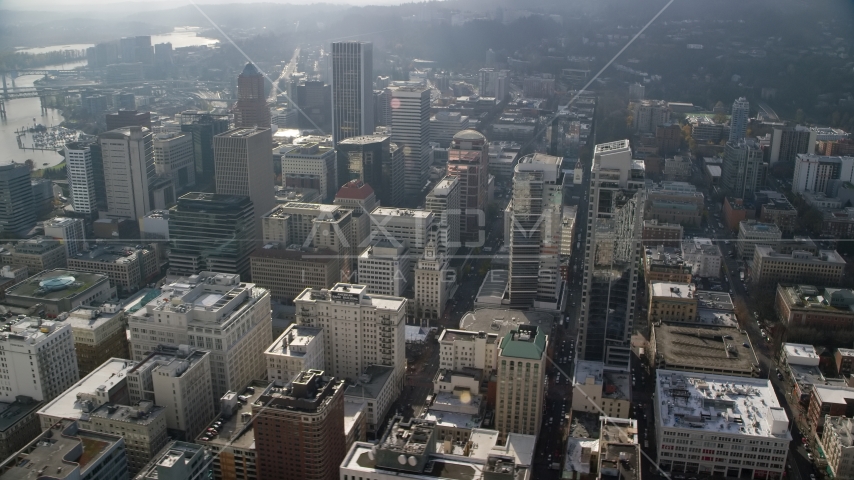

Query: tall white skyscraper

[579,140,646,369]
[332,41,374,145]
[214,127,275,237]
[64,142,98,214]
[390,85,431,201]
[729,97,749,143]
[100,126,155,220]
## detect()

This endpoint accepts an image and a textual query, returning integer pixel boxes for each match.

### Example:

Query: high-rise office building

[253,371,346,480]
[293,80,331,129]
[579,140,645,369]
[105,110,152,131]
[425,175,461,257]
[334,180,379,250]
[168,193,255,278]
[373,88,392,127]
[368,207,435,277]
[448,130,489,244]
[729,97,749,143]
[64,142,98,214]
[43,217,86,258]
[295,283,406,393]
[722,139,767,199]
[99,126,156,220]
[0,164,35,237]
[494,325,546,439]
[128,271,272,400]
[331,41,374,145]
[358,239,410,296]
[430,111,470,148]
[770,125,816,165]
[281,142,337,201]
[179,111,230,186]
[507,153,565,310]
[233,63,271,128]
[153,132,196,194]
[214,127,275,237]
[390,85,431,201]
[336,135,404,207]
[414,241,451,326]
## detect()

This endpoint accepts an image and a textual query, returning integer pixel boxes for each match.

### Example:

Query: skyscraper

[390,85,431,202]
[447,130,489,244]
[64,142,98,214]
[331,41,374,145]
[0,164,35,237]
[495,325,546,439]
[336,135,404,206]
[99,126,155,220]
[179,110,230,186]
[105,110,152,131]
[722,139,767,199]
[729,97,749,143]
[213,127,275,237]
[507,153,565,310]
[152,132,196,194]
[168,193,255,278]
[579,140,645,369]
[233,63,271,128]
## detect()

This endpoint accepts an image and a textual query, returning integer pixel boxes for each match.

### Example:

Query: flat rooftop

[0,419,122,480]
[5,269,108,301]
[650,282,695,300]
[38,358,136,421]
[63,305,123,331]
[294,284,407,312]
[459,308,555,340]
[696,291,734,311]
[344,365,394,400]
[783,343,819,362]
[266,325,322,358]
[422,408,482,430]
[655,370,791,439]
[475,270,508,304]
[196,380,269,450]
[653,322,759,375]
[371,207,433,219]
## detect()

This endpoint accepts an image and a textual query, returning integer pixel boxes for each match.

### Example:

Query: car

[807,453,814,461]
[200,436,210,441]
[777,372,783,380]
[810,474,816,480]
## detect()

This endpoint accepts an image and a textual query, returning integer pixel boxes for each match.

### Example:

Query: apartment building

[358,240,410,297]
[127,345,215,441]
[295,284,406,394]
[654,370,790,479]
[0,236,66,272]
[792,154,854,195]
[0,317,78,403]
[820,416,854,480]
[63,305,130,376]
[253,370,346,480]
[751,247,846,287]
[682,238,723,278]
[265,324,324,384]
[250,244,341,302]
[648,282,697,323]
[495,325,547,439]
[129,272,272,399]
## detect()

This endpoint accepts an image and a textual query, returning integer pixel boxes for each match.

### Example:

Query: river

[1,27,219,169]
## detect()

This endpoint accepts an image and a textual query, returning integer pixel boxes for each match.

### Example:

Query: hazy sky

[0,0,408,10]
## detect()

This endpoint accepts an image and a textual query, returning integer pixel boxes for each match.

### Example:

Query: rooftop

[499,326,546,360]
[5,269,109,302]
[295,284,407,312]
[655,370,791,439]
[38,358,136,421]
[422,408,482,430]
[335,180,375,200]
[739,220,782,236]
[196,380,269,449]
[695,291,734,311]
[459,308,555,340]
[266,325,322,358]
[337,134,390,145]
[255,370,344,413]
[0,419,123,480]
[344,365,395,400]
[778,284,854,313]
[217,126,270,138]
[650,282,695,300]
[653,322,759,375]
[69,244,150,266]
[755,246,846,265]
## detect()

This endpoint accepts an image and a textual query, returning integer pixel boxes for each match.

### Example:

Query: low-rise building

[66,243,158,293]
[654,370,790,479]
[737,220,782,260]
[751,247,846,287]
[340,417,536,480]
[808,385,854,435]
[642,219,683,248]
[648,282,697,323]
[822,207,854,239]
[0,419,129,480]
[837,348,854,377]
[757,191,797,234]
[135,440,214,480]
[344,365,396,436]
[438,329,500,375]
[0,396,43,461]
[4,269,114,315]
[599,417,641,480]
[265,324,324,384]
[649,322,759,377]
[571,360,631,418]
[681,238,722,278]
[63,305,130,376]
[644,245,693,285]
[646,181,704,226]
[775,284,854,333]
[820,416,854,480]
[723,197,752,231]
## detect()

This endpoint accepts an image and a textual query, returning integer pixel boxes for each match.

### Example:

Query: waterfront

[0,28,219,169]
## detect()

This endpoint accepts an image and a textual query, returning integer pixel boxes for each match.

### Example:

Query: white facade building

[681,238,723,277]
[358,240,410,297]
[280,142,336,201]
[64,142,98,214]
[430,111,470,147]
[264,324,324,384]
[368,207,434,276]
[425,175,461,257]
[792,154,854,195]
[0,317,78,403]
[128,272,272,400]
[654,370,790,479]
[414,242,451,325]
[100,126,155,220]
[294,283,406,394]
[43,217,86,258]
